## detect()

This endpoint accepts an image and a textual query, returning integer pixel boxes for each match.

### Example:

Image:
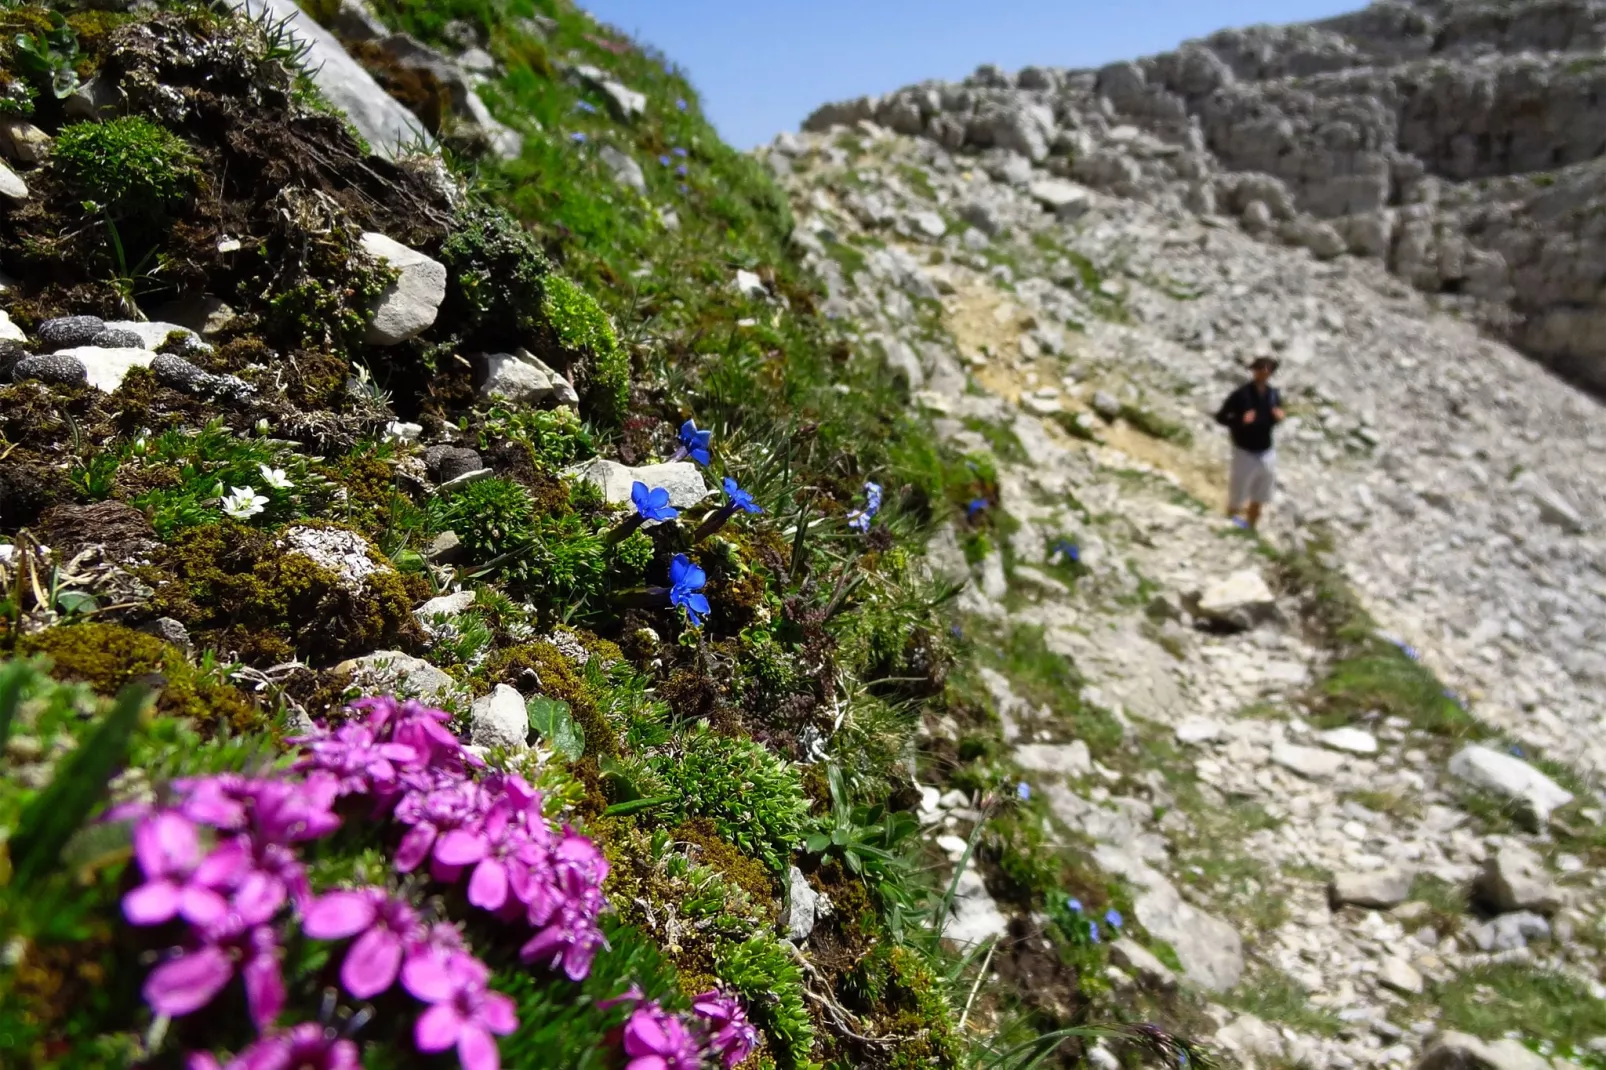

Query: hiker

[1215,356,1284,530]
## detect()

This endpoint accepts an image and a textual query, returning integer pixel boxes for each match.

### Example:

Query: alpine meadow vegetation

[0,2,1217,1069]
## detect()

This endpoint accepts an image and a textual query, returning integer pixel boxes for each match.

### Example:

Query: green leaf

[602,794,676,817]
[526,695,584,762]
[0,657,33,755]
[9,684,152,889]
[54,589,98,615]
[804,832,831,853]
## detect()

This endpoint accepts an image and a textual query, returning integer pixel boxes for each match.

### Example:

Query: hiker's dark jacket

[1215,381,1283,453]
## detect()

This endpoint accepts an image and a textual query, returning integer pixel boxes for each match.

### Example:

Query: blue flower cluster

[1065,898,1124,945]
[847,481,882,532]
[668,554,711,627]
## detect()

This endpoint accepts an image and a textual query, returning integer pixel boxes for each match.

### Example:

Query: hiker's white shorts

[1228,447,1276,510]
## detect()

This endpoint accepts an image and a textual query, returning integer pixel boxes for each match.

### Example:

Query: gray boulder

[470,684,530,752]
[1416,1032,1552,1070]
[599,144,647,194]
[360,232,447,344]
[1447,744,1573,825]
[478,349,579,408]
[36,315,105,349]
[13,353,87,385]
[1330,867,1413,909]
[230,0,434,158]
[1475,841,1561,914]
[564,458,711,509]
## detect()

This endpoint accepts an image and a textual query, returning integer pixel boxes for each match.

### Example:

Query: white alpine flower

[258,464,292,490]
[221,486,269,520]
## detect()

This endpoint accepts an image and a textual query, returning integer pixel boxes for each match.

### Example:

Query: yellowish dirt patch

[941,271,1229,508]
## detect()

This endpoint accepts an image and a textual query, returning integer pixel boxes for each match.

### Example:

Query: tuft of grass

[1117,403,1193,446]
[1231,970,1345,1036]
[53,116,197,217]
[1434,962,1606,1051]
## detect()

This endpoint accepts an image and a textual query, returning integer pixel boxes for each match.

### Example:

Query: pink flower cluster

[297,697,611,980]
[118,695,612,1070]
[611,986,759,1070]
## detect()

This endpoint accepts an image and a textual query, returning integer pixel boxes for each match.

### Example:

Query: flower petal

[300,890,376,939]
[242,950,285,1030]
[467,858,509,912]
[400,950,454,1003]
[123,880,181,926]
[143,946,232,1018]
[458,1025,501,1070]
[343,927,403,999]
[415,1004,462,1053]
[482,991,518,1036]
[434,828,490,866]
[394,824,435,872]
[178,885,229,927]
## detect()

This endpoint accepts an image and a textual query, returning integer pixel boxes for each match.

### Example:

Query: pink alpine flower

[409,952,517,1070]
[622,1001,702,1070]
[143,917,283,1030]
[432,780,552,913]
[350,696,481,771]
[300,886,424,1000]
[291,720,419,796]
[519,828,610,981]
[121,812,244,928]
[392,775,485,876]
[692,989,759,1068]
[186,1022,360,1070]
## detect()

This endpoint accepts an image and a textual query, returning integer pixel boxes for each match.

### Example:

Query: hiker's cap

[1250,356,1280,373]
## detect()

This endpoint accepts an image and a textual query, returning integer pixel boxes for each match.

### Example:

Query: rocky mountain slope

[802,0,1606,395]
[1,0,1603,1068]
[0,2,1018,1068]
[766,13,1606,1066]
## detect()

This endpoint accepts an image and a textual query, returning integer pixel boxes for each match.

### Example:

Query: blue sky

[581,0,1359,149]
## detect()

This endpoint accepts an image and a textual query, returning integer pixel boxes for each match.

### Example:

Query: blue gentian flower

[1088,921,1101,944]
[1053,538,1080,563]
[658,154,671,166]
[722,477,762,514]
[676,98,688,111]
[950,624,963,639]
[631,481,678,522]
[678,419,712,466]
[678,182,689,194]
[967,498,988,519]
[668,553,711,627]
[575,101,597,114]
[848,481,883,532]
[1066,897,1083,913]
[1105,908,1123,929]
[1015,782,1030,802]
[570,131,587,143]
[675,164,688,178]
[672,146,688,157]
[1509,743,1525,758]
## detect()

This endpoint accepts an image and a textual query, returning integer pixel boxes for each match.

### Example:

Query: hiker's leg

[1245,501,1262,529]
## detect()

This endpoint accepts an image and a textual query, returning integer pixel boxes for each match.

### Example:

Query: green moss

[649,724,810,871]
[714,934,816,1067]
[17,623,262,734]
[438,200,552,341]
[483,640,617,757]
[845,944,962,1069]
[672,817,776,905]
[539,274,630,425]
[148,521,423,666]
[52,117,197,217]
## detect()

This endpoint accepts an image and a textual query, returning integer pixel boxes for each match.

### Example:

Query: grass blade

[9,683,152,888]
